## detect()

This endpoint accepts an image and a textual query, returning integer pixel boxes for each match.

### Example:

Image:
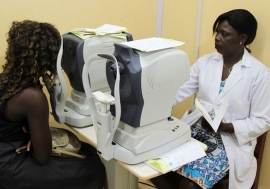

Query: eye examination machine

[81,40,192,164]
[51,31,132,127]
[50,34,192,164]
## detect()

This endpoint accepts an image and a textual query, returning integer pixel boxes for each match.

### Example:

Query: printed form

[145,141,206,173]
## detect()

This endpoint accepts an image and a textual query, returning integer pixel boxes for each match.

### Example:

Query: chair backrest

[251,131,267,189]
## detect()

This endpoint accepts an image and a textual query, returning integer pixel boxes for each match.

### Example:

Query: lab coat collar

[214,48,252,100]
[240,48,252,68]
[213,48,251,68]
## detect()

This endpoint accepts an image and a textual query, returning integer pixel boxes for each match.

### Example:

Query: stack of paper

[121,37,185,52]
[70,24,128,40]
[145,141,206,173]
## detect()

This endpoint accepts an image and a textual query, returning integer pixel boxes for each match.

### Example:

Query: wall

[0,0,157,64]
[163,1,200,118]
[0,0,270,188]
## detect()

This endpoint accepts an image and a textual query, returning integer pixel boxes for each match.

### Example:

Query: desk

[67,125,207,189]
[50,121,207,189]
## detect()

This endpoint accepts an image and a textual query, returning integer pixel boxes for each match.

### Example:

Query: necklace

[223,57,242,74]
[223,64,233,73]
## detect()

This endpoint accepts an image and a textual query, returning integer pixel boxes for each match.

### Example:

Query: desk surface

[66,124,207,181]
[49,121,207,180]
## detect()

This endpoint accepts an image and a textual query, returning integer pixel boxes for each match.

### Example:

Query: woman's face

[214,20,243,57]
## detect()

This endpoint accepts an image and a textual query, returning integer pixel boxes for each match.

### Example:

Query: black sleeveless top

[0,85,32,142]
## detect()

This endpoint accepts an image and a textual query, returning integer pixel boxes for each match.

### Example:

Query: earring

[239,41,243,46]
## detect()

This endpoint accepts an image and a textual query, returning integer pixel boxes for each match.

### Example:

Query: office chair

[212,131,268,189]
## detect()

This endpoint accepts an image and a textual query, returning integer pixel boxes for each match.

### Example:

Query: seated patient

[0,20,105,189]
[151,9,270,189]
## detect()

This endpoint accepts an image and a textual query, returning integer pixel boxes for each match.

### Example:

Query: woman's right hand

[16,127,31,154]
[201,117,214,133]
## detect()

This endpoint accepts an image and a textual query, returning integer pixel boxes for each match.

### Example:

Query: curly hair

[0,20,61,103]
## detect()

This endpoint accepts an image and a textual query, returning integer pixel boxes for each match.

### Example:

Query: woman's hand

[16,127,31,154]
[218,122,235,133]
[201,117,214,133]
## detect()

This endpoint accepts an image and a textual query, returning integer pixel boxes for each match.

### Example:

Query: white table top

[49,121,207,180]
[67,125,207,180]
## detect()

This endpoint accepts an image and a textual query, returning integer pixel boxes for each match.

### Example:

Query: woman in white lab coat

[151,9,270,189]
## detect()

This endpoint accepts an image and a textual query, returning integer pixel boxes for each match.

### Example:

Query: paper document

[121,37,185,52]
[195,98,229,132]
[145,141,206,173]
[70,24,128,40]
[95,24,127,34]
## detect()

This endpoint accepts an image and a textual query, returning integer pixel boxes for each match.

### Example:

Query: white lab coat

[174,49,270,189]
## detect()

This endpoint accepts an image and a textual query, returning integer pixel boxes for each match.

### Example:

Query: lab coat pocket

[234,99,250,120]
[233,143,254,181]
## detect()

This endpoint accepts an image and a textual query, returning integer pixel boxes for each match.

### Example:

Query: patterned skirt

[176,118,229,189]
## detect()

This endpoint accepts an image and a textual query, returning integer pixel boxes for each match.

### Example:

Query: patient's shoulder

[4,86,48,121]
[17,87,46,106]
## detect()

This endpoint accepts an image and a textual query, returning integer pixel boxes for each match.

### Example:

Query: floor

[138,180,156,189]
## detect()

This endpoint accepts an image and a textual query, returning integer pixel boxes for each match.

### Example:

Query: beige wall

[163,1,199,118]
[0,0,270,188]
[0,0,157,63]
